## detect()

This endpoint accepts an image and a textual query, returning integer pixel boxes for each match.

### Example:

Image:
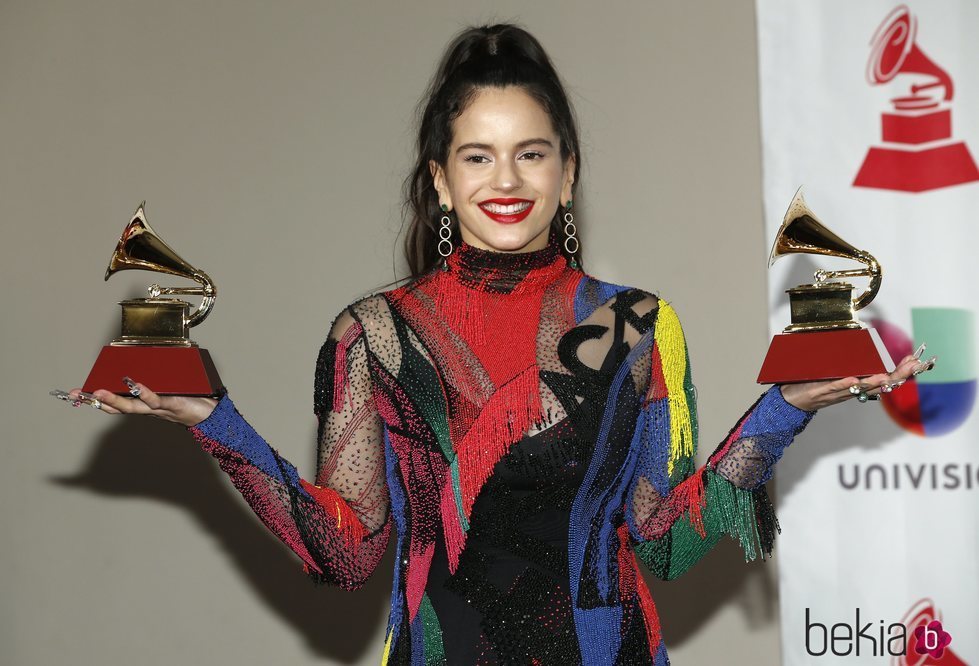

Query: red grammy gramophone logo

[853,5,979,193]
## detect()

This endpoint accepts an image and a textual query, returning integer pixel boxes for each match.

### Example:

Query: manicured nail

[122,376,141,396]
[75,391,101,407]
[912,343,926,360]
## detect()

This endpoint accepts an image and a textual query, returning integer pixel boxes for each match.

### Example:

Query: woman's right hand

[59,378,220,427]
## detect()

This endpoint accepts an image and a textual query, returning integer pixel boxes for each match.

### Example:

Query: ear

[560,153,576,205]
[429,160,452,211]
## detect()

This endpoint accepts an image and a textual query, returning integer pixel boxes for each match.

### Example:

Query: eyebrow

[455,138,555,153]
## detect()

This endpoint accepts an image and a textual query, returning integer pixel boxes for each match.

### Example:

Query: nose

[491,156,522,192]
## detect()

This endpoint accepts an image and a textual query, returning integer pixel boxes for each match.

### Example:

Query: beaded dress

[189,227,815,664]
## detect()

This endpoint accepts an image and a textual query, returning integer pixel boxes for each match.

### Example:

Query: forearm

[630,385,815,579]
[707,385,816,489]
[189,394,390,589]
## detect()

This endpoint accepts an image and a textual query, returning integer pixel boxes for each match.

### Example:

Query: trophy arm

[852,252,881,311]
[812,250,882,312]
[186,270,217,328]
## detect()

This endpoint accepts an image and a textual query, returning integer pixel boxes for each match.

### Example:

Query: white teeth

[481,202,531,214]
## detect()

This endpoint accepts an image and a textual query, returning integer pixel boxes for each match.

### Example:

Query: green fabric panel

[662,494,725,580]
[419,593,446,665]
[634,469,777,581]
[633,532,672,580]
[449,459,469,530]
[393,319,454,460]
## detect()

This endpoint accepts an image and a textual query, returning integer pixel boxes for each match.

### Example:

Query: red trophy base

[83,345,224,396]
[853,142,979,192]
[757,328,895,384]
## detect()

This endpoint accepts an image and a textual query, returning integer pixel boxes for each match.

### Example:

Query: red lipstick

[478,198,534,224]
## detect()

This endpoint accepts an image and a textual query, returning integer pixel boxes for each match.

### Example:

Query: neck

[445,227,566,293]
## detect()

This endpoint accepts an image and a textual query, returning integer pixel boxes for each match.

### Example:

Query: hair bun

[440,24,548,81]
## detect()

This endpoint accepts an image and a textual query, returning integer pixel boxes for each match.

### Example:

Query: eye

[520,151,545,160]
[464,154,490,164]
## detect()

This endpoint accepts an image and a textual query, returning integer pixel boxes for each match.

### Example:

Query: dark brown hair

[383,23,583,288]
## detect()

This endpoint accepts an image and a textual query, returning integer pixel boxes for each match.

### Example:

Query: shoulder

[574,273,665,322]
[319,291,394,345]
[576,274,690,349]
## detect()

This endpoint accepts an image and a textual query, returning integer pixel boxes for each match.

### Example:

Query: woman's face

[431,85,575,253]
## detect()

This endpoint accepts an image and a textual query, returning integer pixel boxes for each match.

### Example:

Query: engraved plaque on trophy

[81,202,224,396]
[757,189,895,384]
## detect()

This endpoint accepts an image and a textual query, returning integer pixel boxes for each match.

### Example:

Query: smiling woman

[429,86,574,254]
[399,25,583,276]
[58,20,928,666]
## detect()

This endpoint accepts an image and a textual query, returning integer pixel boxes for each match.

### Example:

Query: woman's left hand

[778,352,936,412]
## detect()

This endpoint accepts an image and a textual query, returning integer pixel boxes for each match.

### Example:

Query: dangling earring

[438,203,453,271]
[563,199,579,270]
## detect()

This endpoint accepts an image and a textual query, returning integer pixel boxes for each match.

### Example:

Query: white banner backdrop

[756,1,978,664]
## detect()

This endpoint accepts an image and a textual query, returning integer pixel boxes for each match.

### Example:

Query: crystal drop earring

[438,203,453,271]
[563,199,579,270]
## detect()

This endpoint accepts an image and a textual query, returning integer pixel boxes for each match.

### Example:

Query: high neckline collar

[444,227,567,293]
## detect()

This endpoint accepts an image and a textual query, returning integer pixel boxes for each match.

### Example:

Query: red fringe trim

[683,471,708,538]
[332,321,363,413]
[457,366,544,516]
[434,271,487,345]
[708,421,746,467]
[441,475,466,574]
[617,523,662,654]
[647,344,669,403]
[298,478,366,555]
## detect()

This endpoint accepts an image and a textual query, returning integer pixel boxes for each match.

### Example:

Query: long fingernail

[122,376,141,397]
[912,343,926,360]
[75,391,100,406]
[50,389,82,406]
[912,357,936,376]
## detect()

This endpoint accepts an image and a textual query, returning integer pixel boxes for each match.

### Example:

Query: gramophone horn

[866,5,953,100]
[769,189,882,311]
[105,202,216,327]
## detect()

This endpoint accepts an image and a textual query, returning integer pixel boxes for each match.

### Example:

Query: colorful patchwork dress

[188,227,815,664]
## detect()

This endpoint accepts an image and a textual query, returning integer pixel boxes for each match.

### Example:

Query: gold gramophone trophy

[81,202,224,396]
[757,189,894,383]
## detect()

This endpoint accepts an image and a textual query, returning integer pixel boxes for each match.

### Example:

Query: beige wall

[1,1,780,663]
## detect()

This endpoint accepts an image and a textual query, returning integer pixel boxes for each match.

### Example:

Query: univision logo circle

[871,308,976,437]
